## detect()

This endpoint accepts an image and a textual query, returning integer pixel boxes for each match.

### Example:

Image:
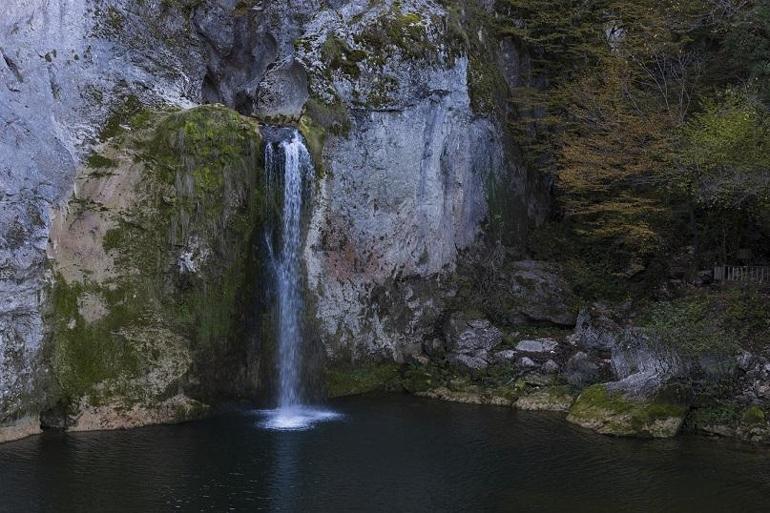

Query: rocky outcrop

[454,252,579,331]
[1,0,548,438]
[0,416,42,444]
[45,105,265,431]
[572,305,686,396]
[567,384,688,438]
[0,0,216,438]
[300,1,534,361]
[443,313,503,370]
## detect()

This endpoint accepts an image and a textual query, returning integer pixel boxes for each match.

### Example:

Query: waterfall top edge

[261,125,302,144]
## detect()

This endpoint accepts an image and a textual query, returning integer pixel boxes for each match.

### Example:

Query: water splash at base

[256,407,343,431]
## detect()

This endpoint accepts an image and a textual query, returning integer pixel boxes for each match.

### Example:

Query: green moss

[366,75,399,108]
[159,0,204,16]
[99,95,151,142]
[469,54,509,115]
[299,97,351,175]
[355,8,431,62]
[142,104,261,202]
[325,363,402,398]
[688,402,740,428]
[321,36,368,79]
[516,385,576,411]
[642,288,770,357]
[86,153,117,169]
[401,366,436,393]
[48,276,142,404]
[569,384,688,437]
[105,6,124,31]
[50,105,266,408]
[440,1,508,114]
[173,399,210,422]
[742,405,767,426]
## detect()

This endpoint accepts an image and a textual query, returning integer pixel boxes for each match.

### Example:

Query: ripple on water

[254,406,343,431]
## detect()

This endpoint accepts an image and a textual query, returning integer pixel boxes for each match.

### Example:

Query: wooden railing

[713,265,770,283]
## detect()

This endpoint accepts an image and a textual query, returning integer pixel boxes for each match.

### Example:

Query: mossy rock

[742,405,767,426]
[402,365,441,394]
[567,384,688,438]
[416,384,519,406]
[355,9,431,62]
[325,363,402,398]
[299,96,351,175]
[48,104,266,414]
[321,35,368,79]
[516,386,576,412]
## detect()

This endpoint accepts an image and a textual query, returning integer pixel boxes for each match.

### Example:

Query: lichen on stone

[567,384,688,438]
[47,104,266,426]
[516,385,576,412]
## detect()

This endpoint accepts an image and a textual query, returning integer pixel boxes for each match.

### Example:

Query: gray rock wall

[305,60,504,360]
[0,0,204,430]
[0,0,548,434]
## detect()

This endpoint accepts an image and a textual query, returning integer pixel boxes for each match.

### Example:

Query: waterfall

[259,129,340,430]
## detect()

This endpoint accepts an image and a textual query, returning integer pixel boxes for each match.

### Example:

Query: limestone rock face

[44,106,265,431]
[1,0,546,434]
[0,0,204,432]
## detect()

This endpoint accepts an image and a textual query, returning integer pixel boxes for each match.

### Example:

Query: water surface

[1,394,768,513]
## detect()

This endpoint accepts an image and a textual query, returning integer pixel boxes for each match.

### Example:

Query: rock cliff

[0,0,547,440]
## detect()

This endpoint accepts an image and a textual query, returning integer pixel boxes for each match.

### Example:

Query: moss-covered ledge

[45,104,266,430]
[567,384,688,438]
[324,362,403,398]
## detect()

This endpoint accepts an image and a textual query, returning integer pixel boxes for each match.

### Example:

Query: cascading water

[270,133,306,409]
[259,129,340,431]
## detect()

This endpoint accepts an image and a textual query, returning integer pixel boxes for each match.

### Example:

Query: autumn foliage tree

[497,0,769,284]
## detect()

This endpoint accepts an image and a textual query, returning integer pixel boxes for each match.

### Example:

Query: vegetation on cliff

[48,105,266,413]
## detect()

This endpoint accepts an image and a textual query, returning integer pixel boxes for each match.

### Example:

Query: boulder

[572,304,687,397]
[444,313,503,370]
[609,327,685,396]
[487,261,578,327]
[543,359,560,374]
[518,356,538,368]
[447,353,490,371]
[737,351,756,372]
[516,338,558,353]
[572,305,623,351]
[444,314,503,354]
[493,349,518,363]
[564,352,601,387]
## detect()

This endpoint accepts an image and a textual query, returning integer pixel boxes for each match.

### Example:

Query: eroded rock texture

[1,0,547,439]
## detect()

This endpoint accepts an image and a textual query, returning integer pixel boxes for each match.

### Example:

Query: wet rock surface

[400,298,770,442]
[0,0,547,437]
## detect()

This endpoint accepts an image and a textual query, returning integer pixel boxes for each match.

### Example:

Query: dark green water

[1,394,768,513]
